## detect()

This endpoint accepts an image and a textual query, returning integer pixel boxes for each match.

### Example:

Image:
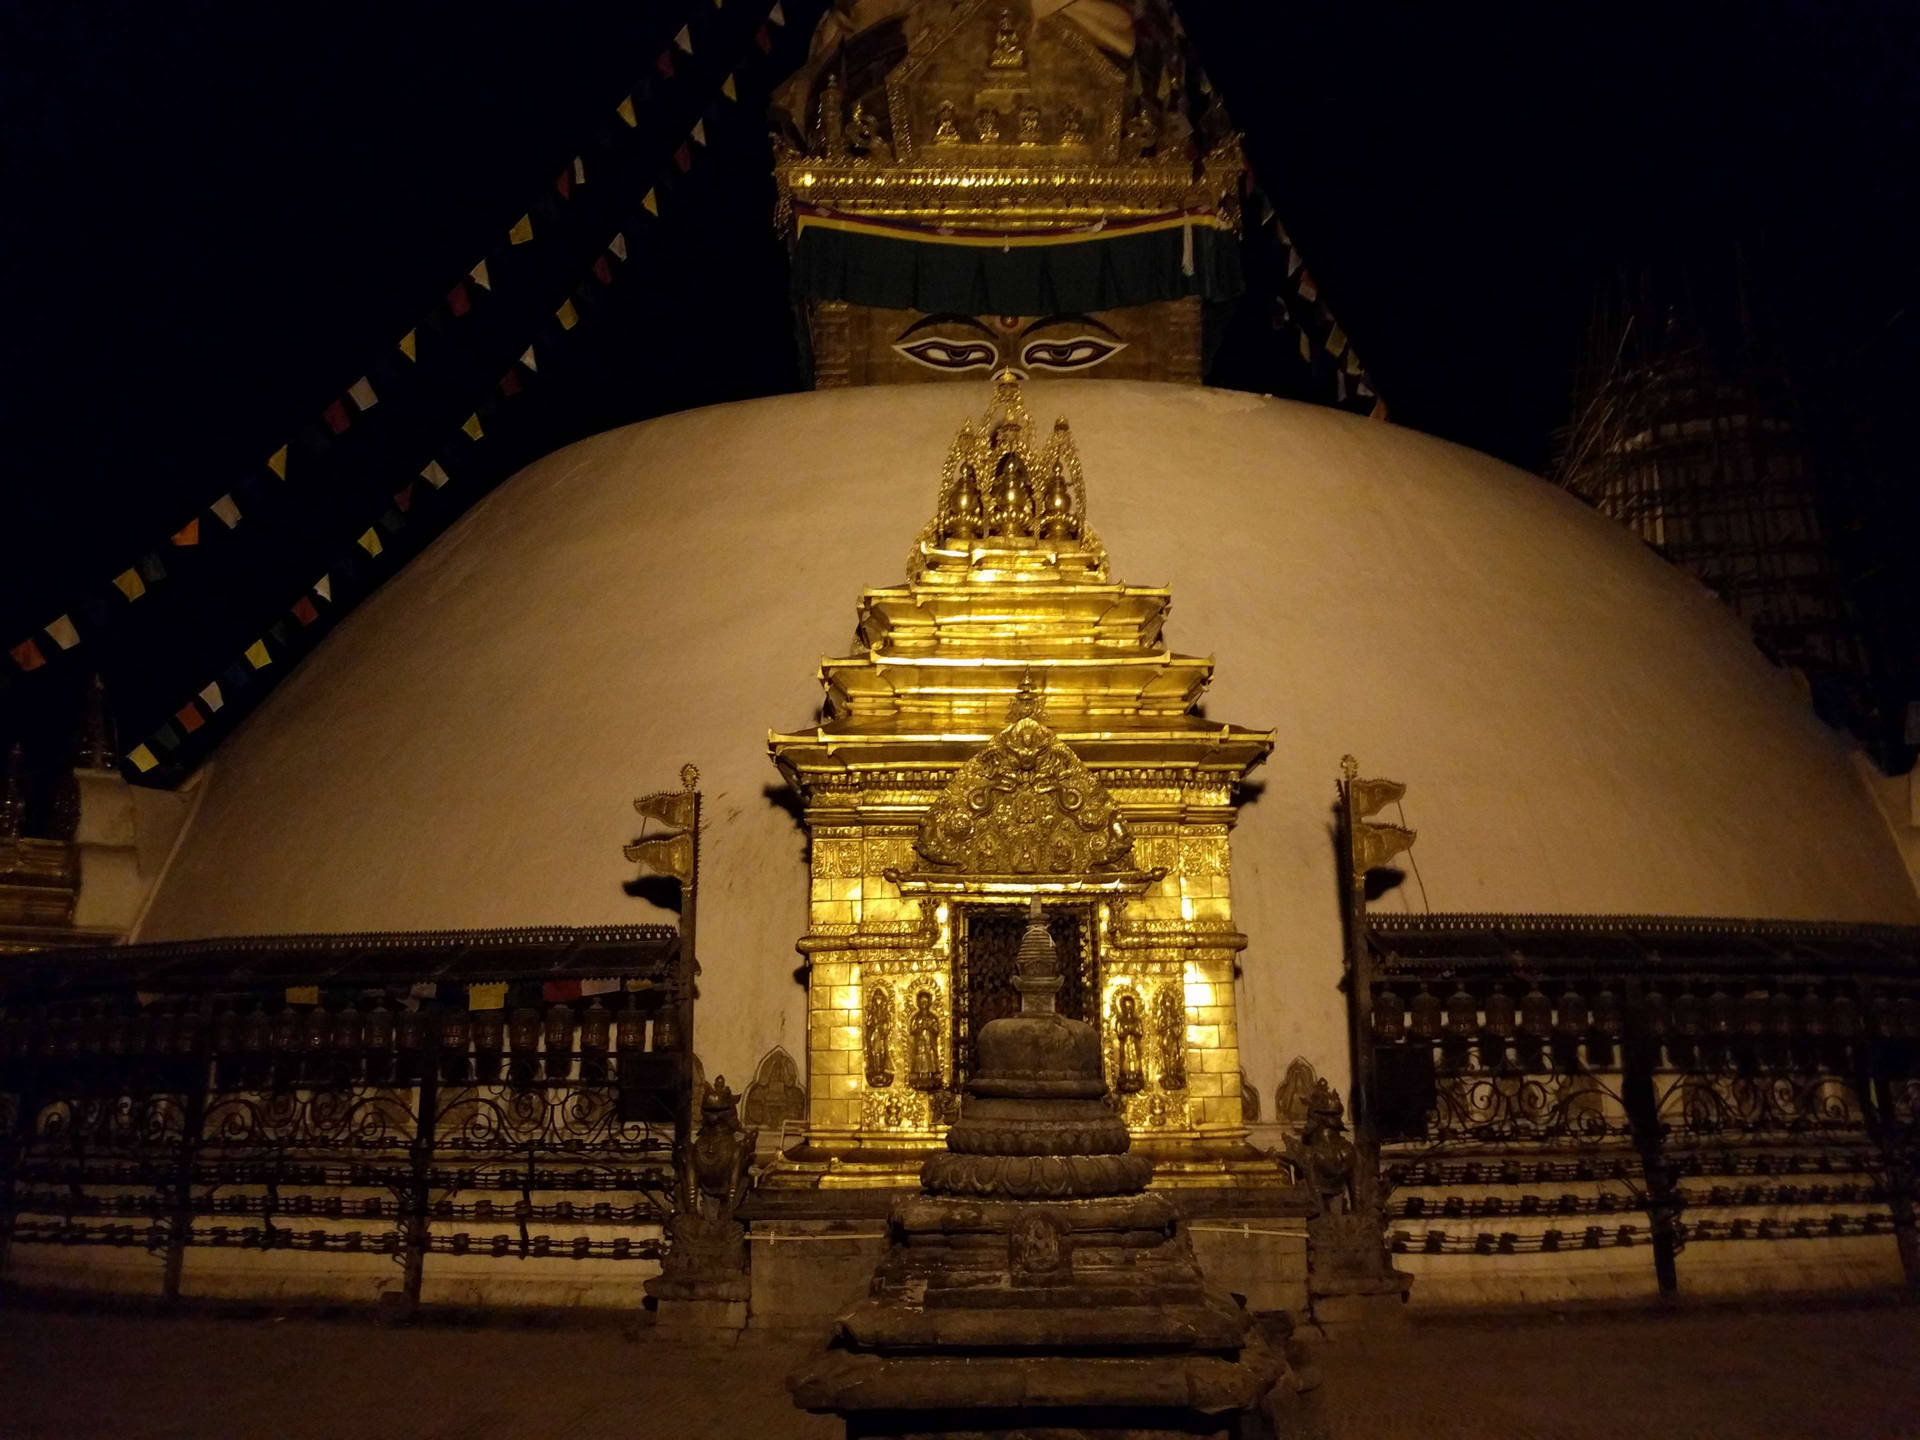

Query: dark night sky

[3,1,1917,772]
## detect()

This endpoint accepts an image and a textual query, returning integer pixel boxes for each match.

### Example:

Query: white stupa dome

[136,382,1919,1101]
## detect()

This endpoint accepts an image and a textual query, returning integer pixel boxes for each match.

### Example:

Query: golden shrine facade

[766,374,1272,1186]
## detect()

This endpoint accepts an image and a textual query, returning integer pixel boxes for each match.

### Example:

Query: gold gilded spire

[912,371,1103,582]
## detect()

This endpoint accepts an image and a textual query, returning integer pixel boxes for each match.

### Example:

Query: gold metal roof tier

[857,582,1169,651]
[770,373,1273,795]
[820,655,1214,723]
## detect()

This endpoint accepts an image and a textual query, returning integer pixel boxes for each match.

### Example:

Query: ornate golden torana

[767,374,1274,1187]
[772,1,1245,387]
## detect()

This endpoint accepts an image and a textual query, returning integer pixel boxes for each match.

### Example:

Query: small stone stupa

[791,901,1283,1438]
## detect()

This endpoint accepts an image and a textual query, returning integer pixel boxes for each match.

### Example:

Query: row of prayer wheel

[1373,982,1920,1045]
[1,995,681,1061]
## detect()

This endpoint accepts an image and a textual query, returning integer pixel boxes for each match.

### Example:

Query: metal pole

[1621,977,1678,1296]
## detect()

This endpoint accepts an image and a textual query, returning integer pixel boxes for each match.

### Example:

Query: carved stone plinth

[792,905,1286,1438]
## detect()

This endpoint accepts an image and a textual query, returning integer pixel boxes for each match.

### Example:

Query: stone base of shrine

[791,1343,1284,1440]
[740,1175,1315,1332]
[652,1297,749,1339]
[1308,1272,1414,1331]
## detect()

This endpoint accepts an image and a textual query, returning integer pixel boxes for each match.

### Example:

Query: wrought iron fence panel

[1360,916,1920,1295]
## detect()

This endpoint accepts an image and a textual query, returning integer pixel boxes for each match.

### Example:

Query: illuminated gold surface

[765,377,1274,1185]
[771,3,1243,236]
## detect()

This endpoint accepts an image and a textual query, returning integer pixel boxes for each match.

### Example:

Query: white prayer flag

[313,574,332,603]
[45,614,80,650]
[348,376,379,411]
[422,459,450,489]
[198,681,224,712]
[210,494,242,529]
[470,259,492,290]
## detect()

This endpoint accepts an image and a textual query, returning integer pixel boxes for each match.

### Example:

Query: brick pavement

[0,1301,1915,1439]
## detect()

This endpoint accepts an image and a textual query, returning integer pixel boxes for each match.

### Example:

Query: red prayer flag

[499,369,522,398]
[174,703,204,733]
[542,980,583,1003]
[592,255,612,285]
[322,400,351,435]
[656,50,674,78]
[10,638,46,672]
[448,282,471,317]
[755,23,771,51]
[674,143,692,173]
[172,518,200,547]
[392,483,415,513]
[555,169,571,199]
[292,596,320,626]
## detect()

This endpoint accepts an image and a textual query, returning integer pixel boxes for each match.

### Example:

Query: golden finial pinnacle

[680,762,700,791]
[1007,667,1046,722]
[1339,754,1358,782]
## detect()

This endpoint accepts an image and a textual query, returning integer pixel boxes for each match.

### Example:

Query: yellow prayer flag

[509,213,533,245]
[1297,332,1311,364]
[722,73,737,101]
[128,744,158,773]
[285,986,320,1006]
[113,569,147,602]
[469,258,491,290]
[617,96,637,127]
[245,639,272,670]
[1326,325,1348,357]
[642,189,659,217]
[462,413,484,441]
[45,615,80,651]
[399,329,418,361]
[357,528,383,558]
[555,299,578,331]
[267,445,288,479]
[468,982,509,1011]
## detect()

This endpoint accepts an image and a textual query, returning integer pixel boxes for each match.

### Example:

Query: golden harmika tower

[766,373,1274,1188]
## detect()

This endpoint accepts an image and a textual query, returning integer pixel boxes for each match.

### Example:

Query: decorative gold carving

[907,986,944,1090]
[865,985,896,1088]
[912,372,1103,580]
[988,7,1025,69]
[772,2,1244,234]
[1112,990,1146,1093]
[1152,985,1186,1091]
[913,682,1131,876]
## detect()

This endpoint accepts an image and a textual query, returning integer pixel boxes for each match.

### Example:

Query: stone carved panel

[742,1046,808,1136]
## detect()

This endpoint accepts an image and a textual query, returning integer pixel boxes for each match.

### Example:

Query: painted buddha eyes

[1020,335,1126,372]
[895,337,1000,372]
[891,315,1128,375]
